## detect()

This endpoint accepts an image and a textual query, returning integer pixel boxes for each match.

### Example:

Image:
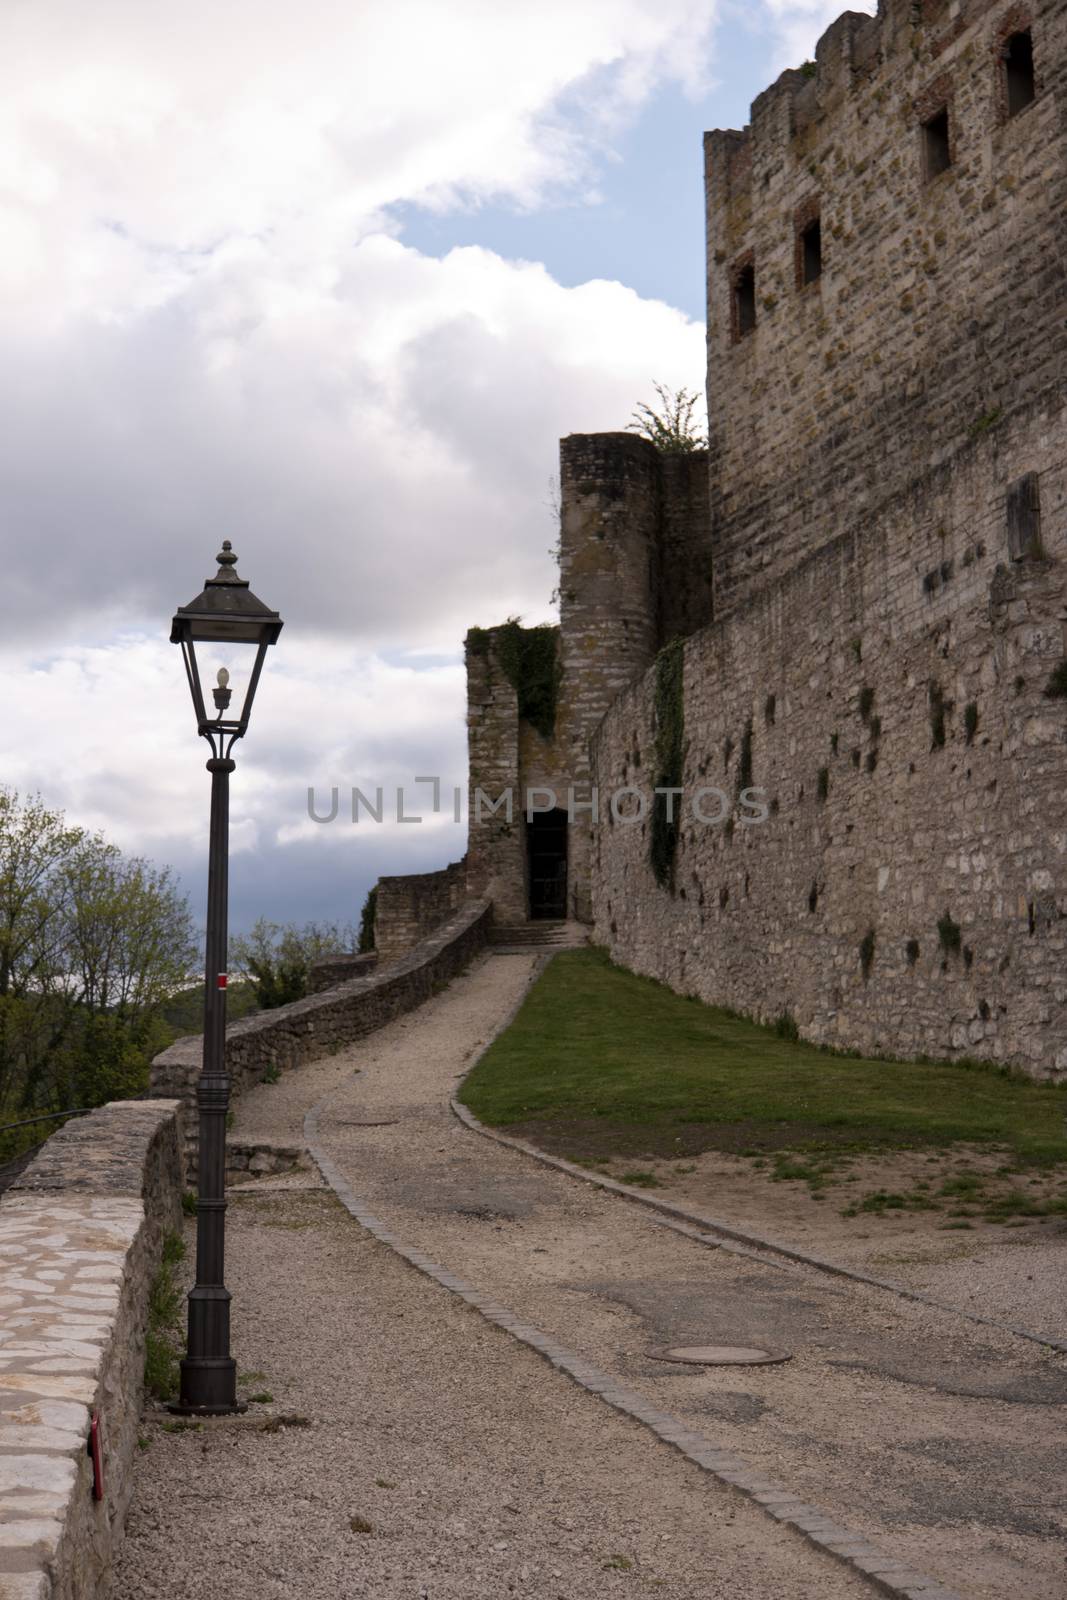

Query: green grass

[459,949,1067,1167]
[144,1230,187,1403]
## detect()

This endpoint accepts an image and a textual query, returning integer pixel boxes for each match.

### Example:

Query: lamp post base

[172,1356,246,1416]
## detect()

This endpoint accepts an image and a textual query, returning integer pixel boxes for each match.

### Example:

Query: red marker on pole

[217,974,228,990]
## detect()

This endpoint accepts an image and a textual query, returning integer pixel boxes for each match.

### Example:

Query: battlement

[703,0,1063,614]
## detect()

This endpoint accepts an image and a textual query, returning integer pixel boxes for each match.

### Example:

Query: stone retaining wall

[151,898,491,1178]
[0,1099,184,1599]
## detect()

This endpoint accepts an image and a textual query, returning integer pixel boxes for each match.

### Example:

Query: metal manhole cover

[650,1345,791,1367]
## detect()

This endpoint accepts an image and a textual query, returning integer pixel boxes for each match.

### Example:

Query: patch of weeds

[603,1556,633,1572]
[145,1230,186,1403]
[620,1170,662,1189]
[137,1435,150,1451]
[247,1391,274,1404]
[843,1190,926,1216]
[262,1063,281,1085]
[239,1370,267,1383]
[772,1156,831,1191]
[260,1414,310,1433]
[160,1420,201,1434]
[350,1516,374,1535]
[180,1190,197,1217]
[674,1162,697,1174]
[774,1011,800,1041]
[969,405,1003,439]
[375,1478,397,1490]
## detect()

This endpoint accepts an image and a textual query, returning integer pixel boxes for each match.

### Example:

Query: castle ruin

[375,0,1067,1079]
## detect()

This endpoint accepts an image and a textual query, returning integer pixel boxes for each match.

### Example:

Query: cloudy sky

[0,0,867,938]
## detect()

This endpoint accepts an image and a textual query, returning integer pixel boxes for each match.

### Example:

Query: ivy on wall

[650,638,685,889]
[467,620,561,737]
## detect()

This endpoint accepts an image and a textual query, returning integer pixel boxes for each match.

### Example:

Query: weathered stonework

[0,1100,184,1600]
[373,860,466,963]
[151,900,490,1178]
[390,1,1067,1077]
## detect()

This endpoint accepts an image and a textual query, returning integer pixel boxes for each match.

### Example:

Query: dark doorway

[527,809,568,920]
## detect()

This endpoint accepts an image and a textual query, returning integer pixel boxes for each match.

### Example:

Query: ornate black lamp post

[170,542,283,1414]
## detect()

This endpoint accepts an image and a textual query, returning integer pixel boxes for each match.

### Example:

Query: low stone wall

[0,1099,184,1600]
[305,951,377,995]
[374,860,467,963]
[152,898,491,1178]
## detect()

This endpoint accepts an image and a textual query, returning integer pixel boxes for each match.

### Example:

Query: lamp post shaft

[178,754,239,1414]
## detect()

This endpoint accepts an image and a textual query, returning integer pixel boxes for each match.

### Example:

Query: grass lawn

[459,949,1067,1178]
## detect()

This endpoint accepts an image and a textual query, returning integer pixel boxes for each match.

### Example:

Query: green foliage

[145,1230,186,1403]
[774,1011,800,1042]
[938,911,962,955]
[358,886,378,954]
[465,626,491,658]
[494,619,561,739]
[0,789,197,1134]
[627,382,707,454]
[650,640,685,890]
[928,680,947,748]
[459,948,1067,1167]
[859,927,876,981]
[964,701,979,744]
[1043,661,1067,699]
[231,918,359,1010]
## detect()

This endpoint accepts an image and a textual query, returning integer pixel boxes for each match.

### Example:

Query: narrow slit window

[1004,30,1035,118]
[800,218,822,286]
[734,262,756,338]
[922,108,951,180]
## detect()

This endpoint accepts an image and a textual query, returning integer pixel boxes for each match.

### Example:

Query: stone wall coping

[0,1098,184,1599]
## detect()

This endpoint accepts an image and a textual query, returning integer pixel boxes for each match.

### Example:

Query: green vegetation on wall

[650,638,685,889]
[495,619,561,739]
[358,886,378,954]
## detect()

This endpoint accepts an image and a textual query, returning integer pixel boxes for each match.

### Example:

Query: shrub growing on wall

[495,620,561,739]
[650,639,685,889]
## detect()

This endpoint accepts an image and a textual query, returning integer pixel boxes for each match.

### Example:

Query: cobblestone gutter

[0,1100,183,1600]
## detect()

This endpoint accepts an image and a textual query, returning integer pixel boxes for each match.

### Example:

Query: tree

[0,789,197,1119]
[628,383,707,454]
[358,886,377,954]
[231,918,359,1010]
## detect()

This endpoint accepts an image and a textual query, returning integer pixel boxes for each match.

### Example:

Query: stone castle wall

[704,0,1067,618]
[374,860,467,961]
[464,436,711,926]
[592,390,1067,1076]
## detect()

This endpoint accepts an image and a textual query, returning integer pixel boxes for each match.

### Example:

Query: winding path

[115,952,1066,1600]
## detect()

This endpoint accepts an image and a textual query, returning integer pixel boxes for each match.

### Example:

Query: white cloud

[0,0,720,922]
[761,0,876,72]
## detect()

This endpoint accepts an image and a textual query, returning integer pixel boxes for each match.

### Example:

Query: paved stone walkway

[117,953,1067,1599]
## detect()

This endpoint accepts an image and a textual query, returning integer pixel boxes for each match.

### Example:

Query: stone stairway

[488,920,591,953]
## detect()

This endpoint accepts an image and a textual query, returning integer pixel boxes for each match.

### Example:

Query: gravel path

[114,954,870,1600]
[115,952,1067,1599]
